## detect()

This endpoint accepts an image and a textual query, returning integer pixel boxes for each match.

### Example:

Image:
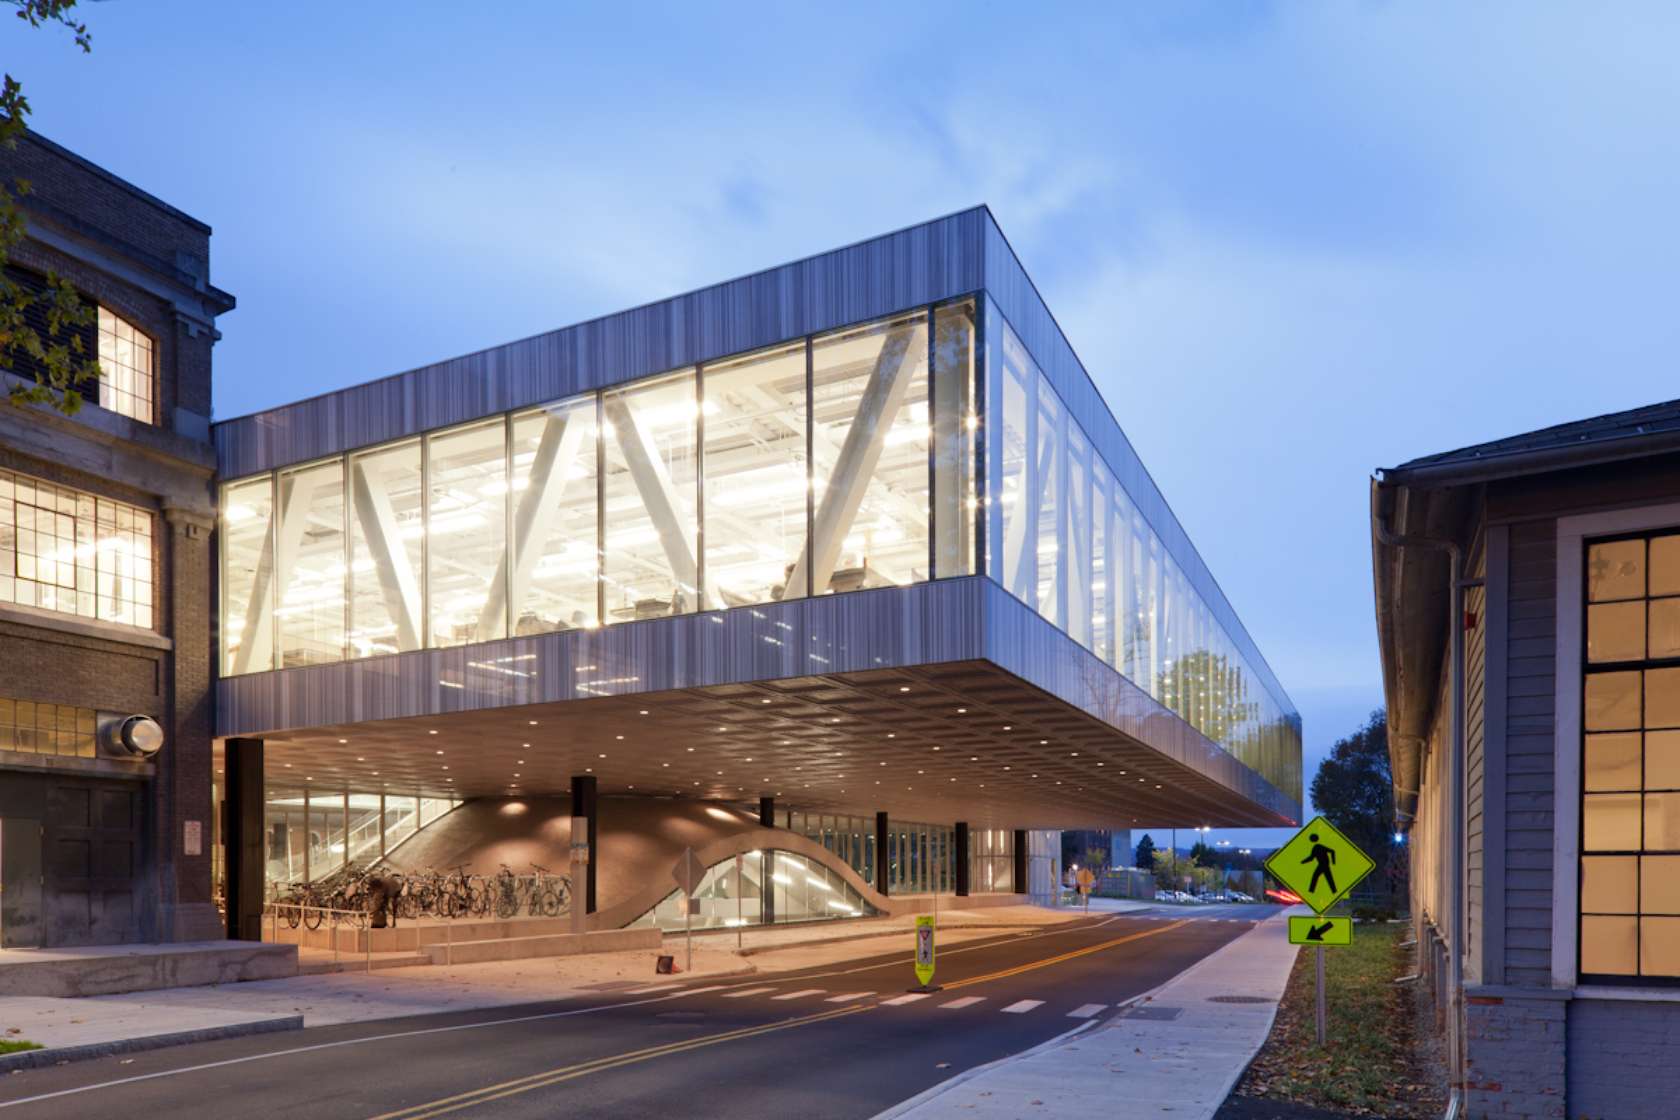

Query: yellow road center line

[942,919,1189,990]
[366,1003,869,1120]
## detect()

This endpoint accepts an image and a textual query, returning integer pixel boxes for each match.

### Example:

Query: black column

[875,812,890,895]
[1012,828,1028,896]
[571,775,598,914]
[955,822,970,897]
[759,796,775,925]
[224,737,264,941]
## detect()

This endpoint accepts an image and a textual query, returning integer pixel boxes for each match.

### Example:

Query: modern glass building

[212,208,1300,934]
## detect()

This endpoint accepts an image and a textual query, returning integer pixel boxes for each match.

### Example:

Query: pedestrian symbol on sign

[1303,833,1337,895]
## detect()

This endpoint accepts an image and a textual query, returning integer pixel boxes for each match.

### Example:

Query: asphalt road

[0,904,1279,1120]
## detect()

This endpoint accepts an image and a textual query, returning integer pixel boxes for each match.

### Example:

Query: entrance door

[0,818,43,948]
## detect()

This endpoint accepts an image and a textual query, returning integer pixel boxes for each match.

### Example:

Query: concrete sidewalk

[877,907,1304,1120]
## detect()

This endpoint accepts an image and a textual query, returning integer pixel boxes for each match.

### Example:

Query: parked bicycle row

[269,862,572,929]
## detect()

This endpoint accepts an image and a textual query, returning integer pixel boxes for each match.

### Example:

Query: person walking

[1302,833,1337,895]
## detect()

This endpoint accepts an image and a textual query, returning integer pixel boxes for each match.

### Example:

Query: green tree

[1134,833,1156,870]
[2,1,101,415]
[1309,709,1396,878]
[1188,839,1215,867]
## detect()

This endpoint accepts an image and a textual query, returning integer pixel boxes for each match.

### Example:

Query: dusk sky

[10,3,1680,851]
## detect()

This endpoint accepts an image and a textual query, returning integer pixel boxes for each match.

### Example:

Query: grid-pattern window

[1580,532,1680,981]
[0,469,153,628]
[97,307,154,424]
[0,698,96,758]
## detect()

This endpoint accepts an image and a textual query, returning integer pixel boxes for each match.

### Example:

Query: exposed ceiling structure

[237,659,1293,830]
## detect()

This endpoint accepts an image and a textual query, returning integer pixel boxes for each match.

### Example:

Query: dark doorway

[0,817,43,948]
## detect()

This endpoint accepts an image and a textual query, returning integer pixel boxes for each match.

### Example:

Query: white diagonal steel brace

[602,394,712,608]
[785,325,919,598]
[476,408,589,635]
[230,469,316,675]
[350,456,423,651]
[1000,377,1033,600]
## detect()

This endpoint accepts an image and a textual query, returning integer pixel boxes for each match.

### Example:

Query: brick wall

[1567,999,1680,1119]
[1465,994,1567,1119]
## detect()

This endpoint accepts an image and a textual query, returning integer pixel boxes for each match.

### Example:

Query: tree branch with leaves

[1,0,100,415]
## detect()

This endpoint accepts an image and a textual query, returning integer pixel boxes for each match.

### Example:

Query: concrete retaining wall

[0,940,297,998]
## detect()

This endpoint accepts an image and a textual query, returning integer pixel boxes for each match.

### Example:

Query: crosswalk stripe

[939,996,986,1009]
[668,985,728,997]
[626,984,683,994]
[1068,1003,1106,1019]
[771,989,826,1001]
[880,993,931,1006]
[825,991,873,1003]
[722,987,776,999]
[1000,1000,1044,1014]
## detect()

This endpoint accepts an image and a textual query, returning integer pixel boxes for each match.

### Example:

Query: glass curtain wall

[969,828,1015,893]
[262,788,457,894]
[986,302,1300,800]
[629,849,880,932]
[222,300,977,675]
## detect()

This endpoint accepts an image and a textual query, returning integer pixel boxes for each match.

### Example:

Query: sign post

[570,815,590,937]
[672,846,705,973]
[1075,866,1095,911]
[912,914,938,991]
[1265,816,1375,1047]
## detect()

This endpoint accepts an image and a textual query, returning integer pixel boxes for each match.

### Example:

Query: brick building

[0,131,234,947]
[1373,398,1680,1118]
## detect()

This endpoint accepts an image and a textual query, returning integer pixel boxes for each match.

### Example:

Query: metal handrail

[263,901,372,971]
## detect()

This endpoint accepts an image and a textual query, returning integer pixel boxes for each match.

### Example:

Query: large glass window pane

[1646,667,1680,729]
[1583,793,1641,850]
[1647,729,1680,789]
[603,371,699,620]
[221,475,275,675]
[1092,462,1115,665]
[1581,855,1637,913]
[809,312,930,593]
[1585,671,1641,731]
[1589,539,1644,601]
[1648,599,1680,659]
[1651,536,1680,597]
[275,460,346,667]
[701,344,807,608]
[991,320,1034,602]
[1035,373,1062,624]
[348,441,424,657]
[933,300,976,578]
[1588,601,1645,663]
[1642,916,1680,976]
[1066,422,1092,649]
[426,419,508,647]
[1584,732,1641,792]
[1581,914,1637,974]
[1641,855,1680,914]
[1645,792,1680,849]
[511,396,600,633]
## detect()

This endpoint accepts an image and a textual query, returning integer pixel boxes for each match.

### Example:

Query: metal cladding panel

[214,209,988,479]
[978,581,1299,825]
[979,214,1296,724]
[216,578,989,736]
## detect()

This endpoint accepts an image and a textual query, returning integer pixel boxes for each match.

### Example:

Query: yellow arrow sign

[1265,815,1375,915]
[1288,915,1353,946]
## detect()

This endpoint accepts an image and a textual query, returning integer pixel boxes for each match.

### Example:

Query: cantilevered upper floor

[212,208,1301,828]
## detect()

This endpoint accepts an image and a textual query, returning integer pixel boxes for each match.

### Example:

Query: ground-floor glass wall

[629,849,880,932]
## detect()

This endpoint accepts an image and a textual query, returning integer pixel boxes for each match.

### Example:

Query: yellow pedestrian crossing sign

[1288,915,1353,946]
[1265,815,1375,915]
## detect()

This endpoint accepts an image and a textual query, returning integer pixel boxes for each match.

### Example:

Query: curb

[730,922,1045,957]
[0,1014,305,1073]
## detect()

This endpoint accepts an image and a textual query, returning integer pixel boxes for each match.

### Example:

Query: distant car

[1173,890,1200,903]
[1230,891,1254,903]
[1155,890,1176,902]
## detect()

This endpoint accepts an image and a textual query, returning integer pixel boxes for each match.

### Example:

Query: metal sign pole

[1315,945,1327,1046]
[685,892,693,973]
[735,854,743,950]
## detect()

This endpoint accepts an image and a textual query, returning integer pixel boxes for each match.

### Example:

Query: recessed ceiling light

[428,730,438,735]
[284,763,292,768]
[970,756,978,761]
[522,742,530,748]
[898,686,910,693]
[957,708,967,714]
[761,699,771,704]
[529,720,538,726]
[337,738,348,744]
[1039,740,1048,746]
[305,776,313,781]
[745,757,753,762]
[615,735,624,740]
[638,710,649,716]
[887,733,896,739]
[442,765,449,770]
[1003,725,1012,731]
[436,750,444,755]
[662,762,669,767]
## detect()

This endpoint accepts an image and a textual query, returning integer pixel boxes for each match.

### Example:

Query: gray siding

[1503,518,1557,986]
